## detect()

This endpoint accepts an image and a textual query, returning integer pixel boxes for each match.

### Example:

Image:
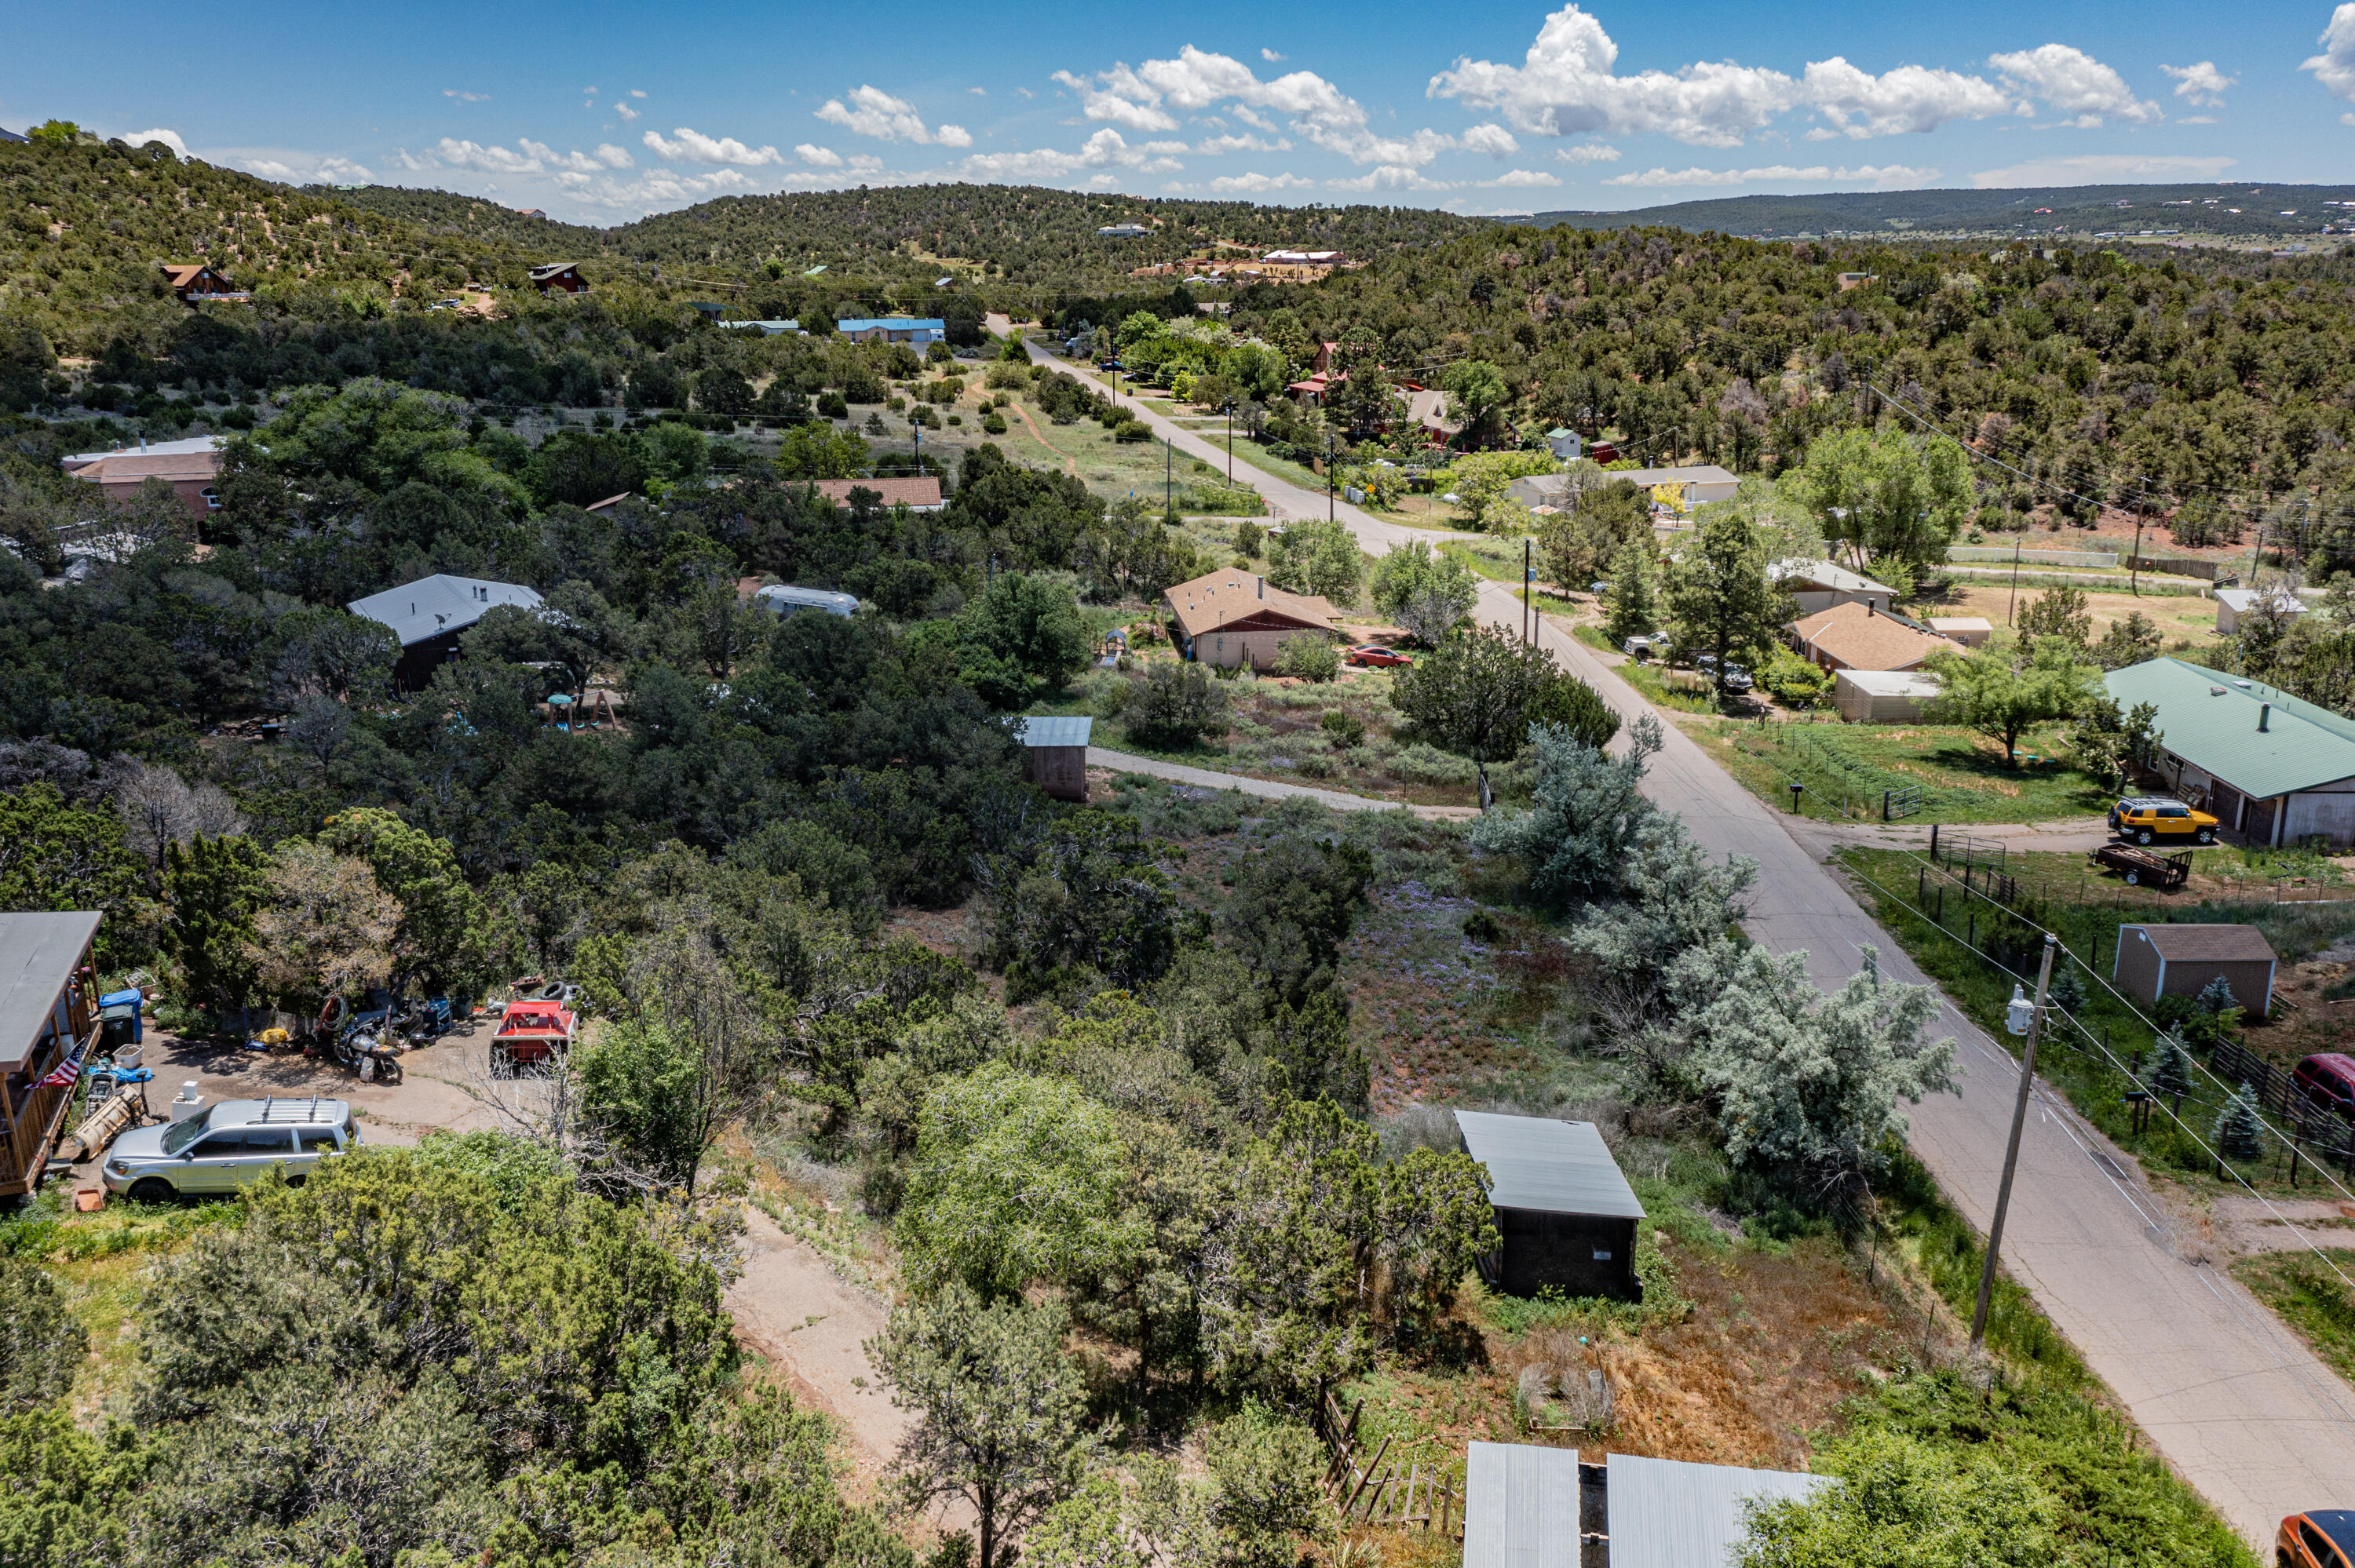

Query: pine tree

[1601,538,1659,645]
[2195,975,2239,1016]
[2047,965,2084,1015]
[2148,1028,2193,1103]
[2214,1081,2266,1163]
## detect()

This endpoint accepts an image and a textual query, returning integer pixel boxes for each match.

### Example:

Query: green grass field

[1838,845,2355,1194]
[1712,718,2116,824]
[2234,1249,2355,1385]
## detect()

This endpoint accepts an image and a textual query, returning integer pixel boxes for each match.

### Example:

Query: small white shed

[1834,669,1942,724]
[2214,588,2306,636]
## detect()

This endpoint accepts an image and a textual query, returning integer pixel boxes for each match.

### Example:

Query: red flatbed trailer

[492,1001,577,1077]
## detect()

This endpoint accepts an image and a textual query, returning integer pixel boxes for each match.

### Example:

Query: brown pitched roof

[1791,600,1950,672]
[68,451,222,485]
[2127,924,2277,963]
[1163,569,1337,640]
[806,477,944,509]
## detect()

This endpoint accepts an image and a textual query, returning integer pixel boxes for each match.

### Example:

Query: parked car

[1621,634,1665,659]
[1344,644,1412,668]
[102,1096,356,1202]
[2279,1511,2355,1568]
[1717,662,1754,693]
[2293,1055,2355,1124]
[2109,796,2219,845]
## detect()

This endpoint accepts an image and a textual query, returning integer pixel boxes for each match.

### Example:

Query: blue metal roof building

[837,318,946,345]
[754,585,860,618]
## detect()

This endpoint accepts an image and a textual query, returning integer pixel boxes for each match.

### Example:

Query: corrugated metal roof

[347,574,545,648]
[1018,716,1094,749]
[754,584,861,618]
[1605,1453,1830,1568]
[1463,1442,1580,1568]
[0,912,100,1070]
[836,317,946,333]
[2105,658,2355,798]
[1454,1111,1646,1220]
[1769,556,1895,596]
[1835,669,1943,698]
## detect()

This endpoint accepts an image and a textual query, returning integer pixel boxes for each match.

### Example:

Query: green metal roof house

[2103,657,2355,848]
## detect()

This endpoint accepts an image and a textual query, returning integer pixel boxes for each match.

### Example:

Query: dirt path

[725,1206,909,1490]
[1088,746,1478,820]
[1006,399,1079,476]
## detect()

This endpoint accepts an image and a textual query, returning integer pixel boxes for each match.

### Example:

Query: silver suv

[103,1096,357,1202]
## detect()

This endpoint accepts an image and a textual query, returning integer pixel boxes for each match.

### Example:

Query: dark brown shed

[2112,923,2278,1016]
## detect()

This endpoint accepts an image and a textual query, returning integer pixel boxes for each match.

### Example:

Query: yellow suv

[2109,796,2219,846]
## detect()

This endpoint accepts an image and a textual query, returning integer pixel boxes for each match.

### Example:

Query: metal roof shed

[754,585,861,618]
[1455,1110,1645,1300]
[1017,716,1094,802]
[1605,1453,1830,1568]
[0,912,103,1195]
[1463,1442,1581,1568]
[347,574,546,692]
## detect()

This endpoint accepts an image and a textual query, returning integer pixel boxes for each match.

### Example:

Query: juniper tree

[1468,714,1663,909]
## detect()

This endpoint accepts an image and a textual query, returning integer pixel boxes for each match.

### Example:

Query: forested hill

[593,184,1489,290]
[1271,220,2355,548]
[1527,183,2355,242]
[309,184,610,252]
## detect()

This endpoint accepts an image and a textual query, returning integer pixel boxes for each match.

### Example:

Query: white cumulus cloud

[1481,169,1561,187]
[796,144,845,167]
[317,157,374,182]
[1605,162,1936,188]
[1058,46,1454,164]
[1970,152,2234,187]
[615,103,641,122]
[436,138,542,173]
[1207,170,1316,192]
[1429,5,1798,148]
[1261,48,1285,63]
[1327,165,1455,191]
[245,159,300,181]
[816,84,964,144]
[2160,60,2235,108]
[1802,57,2010,137]
[1555,142,1622,162]
[520,138,635,172]
[1460,122,1521,158]
[958,126,1183,181]
[642,127,785,166]
[1989,44,2162,125]
[2305,5,2355,100]
[121,127,191,156]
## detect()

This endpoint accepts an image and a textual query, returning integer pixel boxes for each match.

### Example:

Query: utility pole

[1972,932,2057,1351]
[2006,532,2022,626]
[1166,434,1173,517]
[2128,480,2145,599]
[1523,537,1533,643]
[1225,399,1235,485]
[1326,434,1335,523]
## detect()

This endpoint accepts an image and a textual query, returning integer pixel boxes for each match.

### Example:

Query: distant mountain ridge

[1522,183,2355,242]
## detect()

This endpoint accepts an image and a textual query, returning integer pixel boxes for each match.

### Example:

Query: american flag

[38,1045,83,1090]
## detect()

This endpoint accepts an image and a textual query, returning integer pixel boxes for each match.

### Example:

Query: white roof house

[1834,668,1943,724]
[347,574,545,648]
[1508,465,1739,513]
[1769,557,1897,614]
[2214,586,2309,636]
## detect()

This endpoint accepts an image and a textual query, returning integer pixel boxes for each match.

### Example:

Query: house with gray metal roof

[1455,1110,1646,1299]
[1462,1442,1829,1568]
[347,574,546,692]
[754,584,861,619]
[2103,657,2355,848]
[1017,716,1093,801]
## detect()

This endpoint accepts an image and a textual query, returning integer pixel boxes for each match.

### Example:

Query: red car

[1345,644,1412,668]
[2293,1054,2355,1122]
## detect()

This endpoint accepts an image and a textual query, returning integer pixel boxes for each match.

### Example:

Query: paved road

[1005,329,2355,1542]
[1087,746,1477,819]
[1480,597,2355,1546]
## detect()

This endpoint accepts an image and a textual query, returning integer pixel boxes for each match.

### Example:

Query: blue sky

[8,0,2355,221]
